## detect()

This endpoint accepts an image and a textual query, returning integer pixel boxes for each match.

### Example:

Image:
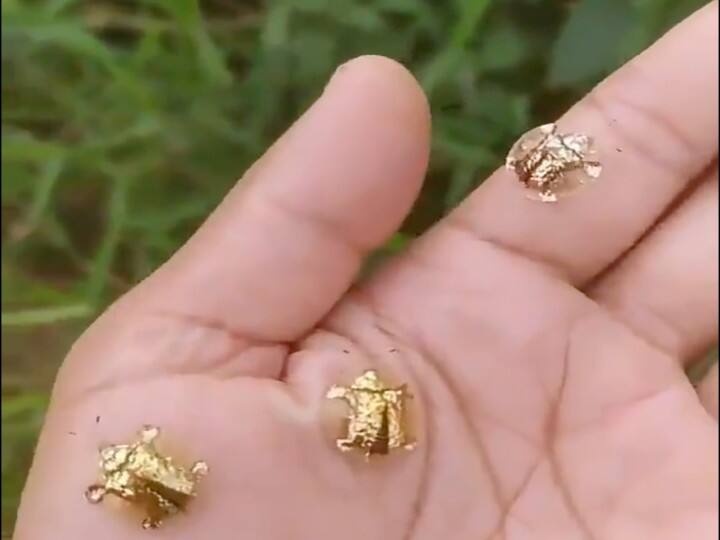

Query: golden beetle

[327,369,415,460]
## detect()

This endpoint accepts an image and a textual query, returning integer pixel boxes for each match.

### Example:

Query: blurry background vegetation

[1,0,712,534]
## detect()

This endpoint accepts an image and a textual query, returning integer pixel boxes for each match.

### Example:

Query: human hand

[15,3,718,539]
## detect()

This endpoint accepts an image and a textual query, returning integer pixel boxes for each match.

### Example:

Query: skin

[14,3,718,539]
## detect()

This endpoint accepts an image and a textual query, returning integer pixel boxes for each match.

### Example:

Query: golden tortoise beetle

[327,369,416,460]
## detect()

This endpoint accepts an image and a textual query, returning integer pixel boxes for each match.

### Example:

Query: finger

[61,55,430,387]
[421,2,717,285]
[698,362,718,419]
[14,57,430,539]
[141,55,429,339]
[590,173,718,362]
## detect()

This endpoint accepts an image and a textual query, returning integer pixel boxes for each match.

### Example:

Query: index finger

[420,2,717,285]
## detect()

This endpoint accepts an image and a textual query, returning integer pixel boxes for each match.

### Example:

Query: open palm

[16,4,718,540]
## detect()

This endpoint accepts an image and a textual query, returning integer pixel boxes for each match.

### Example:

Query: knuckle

[582,63,703,177]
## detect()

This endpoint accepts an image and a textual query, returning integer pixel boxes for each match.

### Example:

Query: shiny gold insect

[327,369,415,460]
[85,425,208,530]
[505,123,602,202]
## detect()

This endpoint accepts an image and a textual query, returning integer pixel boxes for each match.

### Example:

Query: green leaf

[147,0,231,85]
[619,0,708,62]
[2,304,93,327]
[8,21,115,67]
[340,6,386,32]
[548,0,636,88]
[1,393,49,420]
[2,134,66,163]
[25,157,64,229]
[262,4,291,48]
[433,117,497,167]
[83,174,130,306]
[148,0,201,27]
[46,0,83,16]
[477,21,533,71]
[194,29,232,86]
[421,0,492,95]
[384,233,412,253]
[444,165,478,211]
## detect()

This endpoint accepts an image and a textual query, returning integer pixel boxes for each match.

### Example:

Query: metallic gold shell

[506,123,602,202]
[85,426,207,529]
[327,370,415,460]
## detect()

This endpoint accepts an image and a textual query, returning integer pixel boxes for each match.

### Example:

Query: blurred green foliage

[0,0,710,533]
